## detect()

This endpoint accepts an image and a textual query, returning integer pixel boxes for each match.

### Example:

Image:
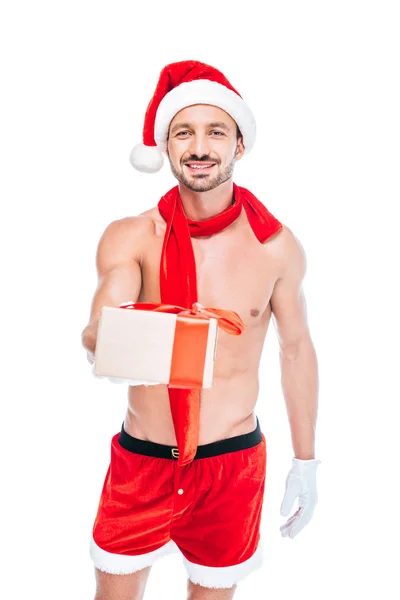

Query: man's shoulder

[137,206,164,224]
[104,213,154,237]
[263,223,306,275]
[263,222,300,247]
[115,206,163,233]
[110,206,166,246]
[97,212,157,259]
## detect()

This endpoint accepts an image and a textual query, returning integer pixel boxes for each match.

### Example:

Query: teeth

[187,164,214,169]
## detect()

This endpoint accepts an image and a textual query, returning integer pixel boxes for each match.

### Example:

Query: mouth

[184,162,217,174]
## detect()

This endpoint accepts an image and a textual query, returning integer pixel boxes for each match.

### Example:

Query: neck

[178,178,234,221]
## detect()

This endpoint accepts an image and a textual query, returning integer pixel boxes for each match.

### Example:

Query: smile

[184,163,217,173]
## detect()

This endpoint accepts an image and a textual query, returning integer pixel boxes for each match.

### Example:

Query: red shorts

[90,416,267,589]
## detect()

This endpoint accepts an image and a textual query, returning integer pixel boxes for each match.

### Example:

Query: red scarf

[157,182,283,467]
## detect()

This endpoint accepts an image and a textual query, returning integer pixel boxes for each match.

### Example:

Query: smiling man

[82,60,321,600]
[168,111,239,193]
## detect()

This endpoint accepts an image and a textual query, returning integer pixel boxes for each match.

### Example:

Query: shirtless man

[82,61,321,600]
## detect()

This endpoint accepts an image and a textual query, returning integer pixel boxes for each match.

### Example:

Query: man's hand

[86,350,127,383]
[87,350,159,386]
[86,350,95,365]
[280,457,321,539]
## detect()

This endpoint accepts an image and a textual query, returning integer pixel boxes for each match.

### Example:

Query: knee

[187,579,237,599]
[94,565,151,600]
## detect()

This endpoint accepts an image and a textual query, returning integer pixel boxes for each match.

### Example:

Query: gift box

[93,302,244,389]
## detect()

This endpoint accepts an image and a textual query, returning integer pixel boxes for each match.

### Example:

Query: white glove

[86,350,159,386]
[280,457,321,539]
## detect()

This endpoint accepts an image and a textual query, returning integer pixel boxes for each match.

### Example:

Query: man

[82,60,321,600]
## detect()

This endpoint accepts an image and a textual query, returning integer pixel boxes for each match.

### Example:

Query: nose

[188,132,210,159]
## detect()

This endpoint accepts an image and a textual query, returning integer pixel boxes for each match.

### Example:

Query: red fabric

[143,60,243,146]
[157,183,283,467]
[92,431,266,566]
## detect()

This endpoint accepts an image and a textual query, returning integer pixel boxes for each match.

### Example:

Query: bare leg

[94,565,152,600]
[187,580,237,600]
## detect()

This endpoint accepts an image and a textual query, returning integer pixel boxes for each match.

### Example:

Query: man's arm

[270,226,319,460]
[81,217,150,356]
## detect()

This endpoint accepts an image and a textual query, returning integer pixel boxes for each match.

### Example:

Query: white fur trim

[129,142,164,173]
[182,538,263,589]
[90,536,178,575]
[154,79,256,155]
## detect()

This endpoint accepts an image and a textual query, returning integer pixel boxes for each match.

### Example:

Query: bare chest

[138,209,280,332]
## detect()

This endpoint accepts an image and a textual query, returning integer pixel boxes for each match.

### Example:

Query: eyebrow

[170,121,231,135]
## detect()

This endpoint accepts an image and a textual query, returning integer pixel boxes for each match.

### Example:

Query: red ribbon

[118,301,245,335]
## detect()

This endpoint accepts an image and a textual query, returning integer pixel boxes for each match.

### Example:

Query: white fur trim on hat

[154,79,256,155]
[129,143,164,173]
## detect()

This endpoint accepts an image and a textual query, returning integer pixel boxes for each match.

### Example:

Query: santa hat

[129,60,257,173]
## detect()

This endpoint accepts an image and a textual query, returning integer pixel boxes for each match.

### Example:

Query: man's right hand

[87,351,159,386]
[86,350,95,365]
[87,351,127,383]
[85,349,120,382]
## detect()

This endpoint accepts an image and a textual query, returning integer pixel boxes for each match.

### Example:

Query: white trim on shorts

[182,538,264,589]
[90,536,179,574]
[90,534,263,587]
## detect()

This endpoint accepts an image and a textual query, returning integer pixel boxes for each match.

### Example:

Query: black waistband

[118,416,262,460]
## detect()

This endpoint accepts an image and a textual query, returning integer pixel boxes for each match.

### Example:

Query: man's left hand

[280,457,321,539]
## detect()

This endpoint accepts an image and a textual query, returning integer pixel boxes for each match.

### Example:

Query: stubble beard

[168,155,236,193]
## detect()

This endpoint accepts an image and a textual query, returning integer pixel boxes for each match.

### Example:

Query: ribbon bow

[118,301,245,336]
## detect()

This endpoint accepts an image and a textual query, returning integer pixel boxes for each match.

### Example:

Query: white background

[1,1,399,598]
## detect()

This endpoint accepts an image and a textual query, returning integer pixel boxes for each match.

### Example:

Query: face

[166,104,245,192]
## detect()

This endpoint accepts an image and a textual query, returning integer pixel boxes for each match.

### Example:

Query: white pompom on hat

[129,60,257,173]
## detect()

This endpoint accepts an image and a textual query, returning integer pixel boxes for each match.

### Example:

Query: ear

[235,137,245,161]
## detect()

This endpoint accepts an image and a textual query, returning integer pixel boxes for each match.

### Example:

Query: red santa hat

[129,60,257,173]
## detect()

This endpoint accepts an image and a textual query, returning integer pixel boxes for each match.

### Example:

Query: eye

[176,131,190,137]
[211,131,224,136]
